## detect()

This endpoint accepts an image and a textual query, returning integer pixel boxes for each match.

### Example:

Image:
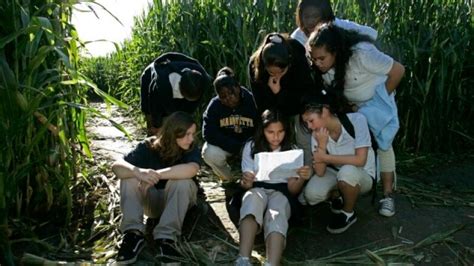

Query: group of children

[113,0,405,265]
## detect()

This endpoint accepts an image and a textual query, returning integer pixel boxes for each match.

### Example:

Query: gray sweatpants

[119,177,197,241]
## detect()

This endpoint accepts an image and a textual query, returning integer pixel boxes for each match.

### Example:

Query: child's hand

[267,77,281,94]
[314,127,329,148]
[296,166,311,180]
[241,171,255,189]
[136,168,160,186]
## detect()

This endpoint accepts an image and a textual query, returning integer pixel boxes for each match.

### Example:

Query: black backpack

[153,52,201,65]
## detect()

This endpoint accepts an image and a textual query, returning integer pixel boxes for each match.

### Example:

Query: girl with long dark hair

[308,23,405,217]
[236,109,310,266]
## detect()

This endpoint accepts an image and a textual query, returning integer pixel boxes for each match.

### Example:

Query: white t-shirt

[322,42,394,103]
[291,18,378,46]
[169,72,184,99]
[310,113,376,178]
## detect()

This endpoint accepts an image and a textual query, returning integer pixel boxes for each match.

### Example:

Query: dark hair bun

[216,66,234,78]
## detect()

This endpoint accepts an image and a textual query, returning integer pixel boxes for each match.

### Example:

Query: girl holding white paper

[236,109,311,266]
[300,91,376,234]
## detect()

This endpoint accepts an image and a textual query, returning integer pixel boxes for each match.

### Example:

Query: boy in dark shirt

[140,52,212,135]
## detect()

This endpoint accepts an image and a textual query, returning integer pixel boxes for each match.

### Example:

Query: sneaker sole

[116,241,145,265]
[379,209,395,217]
[326,217,358,234]
[161,262,181,266]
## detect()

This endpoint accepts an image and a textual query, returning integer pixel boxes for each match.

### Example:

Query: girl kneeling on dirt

[201,66,258,183]
[112,111,200,264]
[236,109,311,266]
[300,91,376,234]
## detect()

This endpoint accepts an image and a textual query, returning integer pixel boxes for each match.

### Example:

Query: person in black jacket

[248,32,321,170]
[141,52,212,135]
[202,67,258,182]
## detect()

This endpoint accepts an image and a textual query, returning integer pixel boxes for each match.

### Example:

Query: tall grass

[372,0,473,152]
[0,0,92,263]
[81,0,473,153]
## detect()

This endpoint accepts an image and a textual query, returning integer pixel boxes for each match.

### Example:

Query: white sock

[341,210,354,218]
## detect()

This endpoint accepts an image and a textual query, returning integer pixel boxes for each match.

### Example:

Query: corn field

[0,0,122,264]
[83,0,474,153]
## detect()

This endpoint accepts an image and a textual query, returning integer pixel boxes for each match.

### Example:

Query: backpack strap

[337,112,355,139]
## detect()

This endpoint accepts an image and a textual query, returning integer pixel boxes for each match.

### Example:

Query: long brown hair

[147,111,196,165]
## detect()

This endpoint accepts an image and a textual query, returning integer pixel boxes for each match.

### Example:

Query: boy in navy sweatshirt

[202,67,258,182]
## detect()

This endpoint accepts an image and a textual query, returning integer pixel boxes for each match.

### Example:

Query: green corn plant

[0,0,126,263]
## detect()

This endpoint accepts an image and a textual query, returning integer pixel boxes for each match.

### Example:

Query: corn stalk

[0,0,92,263]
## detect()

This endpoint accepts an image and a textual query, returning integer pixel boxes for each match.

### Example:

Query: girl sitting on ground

[113,111,200,264]
[236,109,311,266]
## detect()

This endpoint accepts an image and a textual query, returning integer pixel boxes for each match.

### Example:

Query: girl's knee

[336,165,360,187]
[304,186,329,205]
[378,147,396,172]
[168,179,196,192]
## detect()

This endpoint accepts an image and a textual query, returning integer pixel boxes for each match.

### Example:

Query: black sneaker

[155,238,182,265]
[326,211,357,234]
[116,230,145,264]
[329,196,343,214]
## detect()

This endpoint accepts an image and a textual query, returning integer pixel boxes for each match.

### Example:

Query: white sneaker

[379,197,395,217]
[235,256,251,266]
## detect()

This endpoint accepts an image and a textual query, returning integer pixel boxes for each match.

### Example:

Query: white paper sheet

[254,149,304,182]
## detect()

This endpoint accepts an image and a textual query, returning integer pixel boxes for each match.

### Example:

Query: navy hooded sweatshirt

[202,87,258,154]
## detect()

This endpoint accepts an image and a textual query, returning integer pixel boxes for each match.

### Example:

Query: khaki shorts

[303,165,373,205]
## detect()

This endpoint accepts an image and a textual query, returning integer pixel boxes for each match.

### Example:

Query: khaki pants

[303,165,373,205]
[378,146,396,172]
[119,178,197,241]
[239,187,291,239]
[201,142,233,181]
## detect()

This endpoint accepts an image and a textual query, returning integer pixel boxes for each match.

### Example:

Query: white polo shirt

[291,18,378,46]
[322,42,394,103]
[311,113,376,178]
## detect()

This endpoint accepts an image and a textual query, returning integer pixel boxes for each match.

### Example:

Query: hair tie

[269,34,283,44]
[321,89,327,95]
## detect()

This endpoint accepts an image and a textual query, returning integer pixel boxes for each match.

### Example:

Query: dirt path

[86,102,474,265]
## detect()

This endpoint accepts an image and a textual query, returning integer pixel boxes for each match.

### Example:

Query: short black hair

[180,69,207,101]
[295,0,335,29]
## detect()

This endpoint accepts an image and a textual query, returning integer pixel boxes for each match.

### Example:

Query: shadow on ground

[27,102,469,265]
